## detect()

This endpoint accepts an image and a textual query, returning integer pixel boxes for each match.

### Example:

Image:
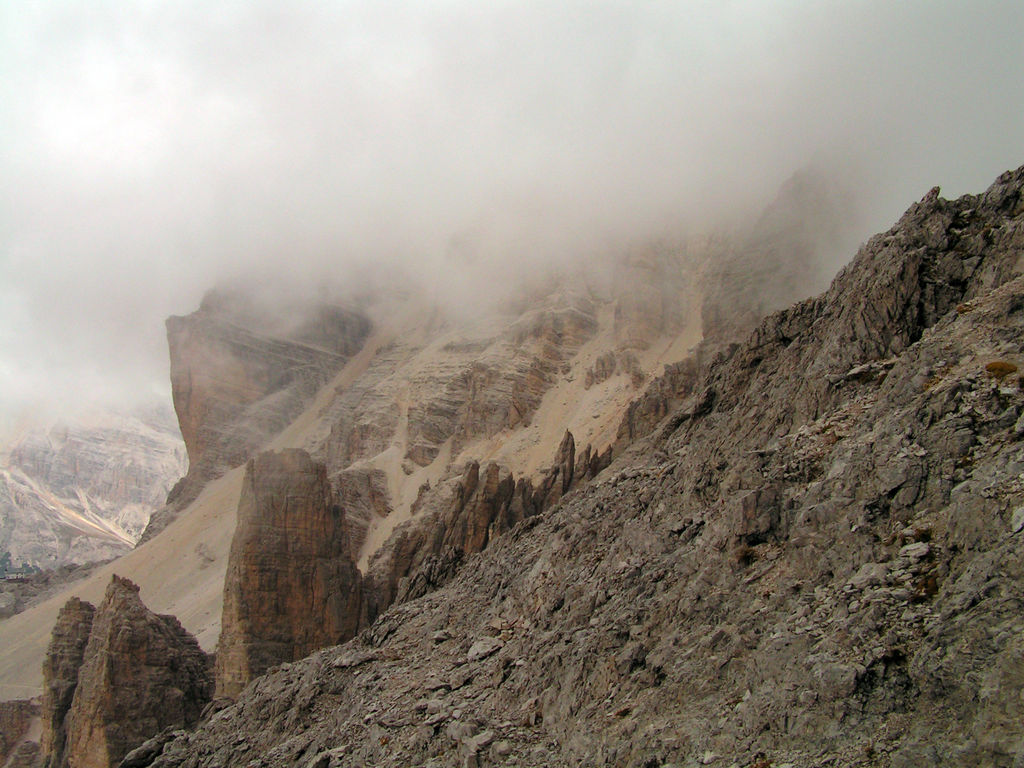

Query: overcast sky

[1,0,1022,419]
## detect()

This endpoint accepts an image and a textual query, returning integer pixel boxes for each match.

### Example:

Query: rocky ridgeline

[39,577,211,768]
[363,431,612,622]
[112,167,1024,767]
[214,432,612,701]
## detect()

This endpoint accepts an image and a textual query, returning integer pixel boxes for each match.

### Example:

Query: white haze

[0,0,1021,418]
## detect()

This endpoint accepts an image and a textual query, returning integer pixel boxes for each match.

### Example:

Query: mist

[1,0,1021,418]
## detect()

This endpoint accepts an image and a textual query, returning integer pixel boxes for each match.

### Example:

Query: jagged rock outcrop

[40,578,211,768]
[124,167,1024,767]
[363,430,611,626]
[213,433,614,696]
[39,598,95,768]
[363,462,538,620]
[161,291,371,528]
[61,578,210,768]
[0,699,37,766]
[215,450,363,699]
[614,357,701,446]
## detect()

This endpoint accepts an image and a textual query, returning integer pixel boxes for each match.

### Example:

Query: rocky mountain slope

[1,166,1005,766]
[0,409,186,574]
[111,167,1024,767]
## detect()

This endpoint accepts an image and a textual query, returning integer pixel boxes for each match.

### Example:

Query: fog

[1,0,1021,418]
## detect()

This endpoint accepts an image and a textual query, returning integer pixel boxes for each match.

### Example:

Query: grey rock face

[120,166,1024,767]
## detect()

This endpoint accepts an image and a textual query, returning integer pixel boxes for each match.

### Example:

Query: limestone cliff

[40,578,211,768]
[160,292,371,530]
[125,166,1024,767]
[215,450,362,699]
[0,410,186,572]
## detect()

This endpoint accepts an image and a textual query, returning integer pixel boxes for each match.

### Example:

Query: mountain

[0,409,187,575]
[2,165,1022,766]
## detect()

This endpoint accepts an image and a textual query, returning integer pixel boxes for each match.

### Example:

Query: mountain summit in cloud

[1,1,1021,423]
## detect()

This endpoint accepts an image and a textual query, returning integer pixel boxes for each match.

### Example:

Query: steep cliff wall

[159,293,371,532]
[39,597,94,768]
[215,450,362,699]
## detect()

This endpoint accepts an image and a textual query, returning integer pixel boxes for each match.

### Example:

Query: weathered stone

[401,300,599,468]
[40,597,95,768]
[4,740,40,768]
[0,699,37,767]
[466,638,503,663]
[331,468,391,560]
[123,166,1024,768]
[40,577,211,768]
[1010,506,1024,534]
[215,450,363,699]
[0,410,186,574]
[362,430,607,623]
[159,292,371,531]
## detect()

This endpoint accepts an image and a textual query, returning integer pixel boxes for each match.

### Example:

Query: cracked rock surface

[119,168,1024,768]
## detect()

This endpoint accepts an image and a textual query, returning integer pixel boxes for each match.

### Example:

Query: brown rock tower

[215,449,363,698]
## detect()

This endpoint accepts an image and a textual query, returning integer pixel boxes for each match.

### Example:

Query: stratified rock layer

[41,577,211,768]
[215,450,363,699]
[129,167,1024,767]
[1,411,187,571]
[161,292,371,529]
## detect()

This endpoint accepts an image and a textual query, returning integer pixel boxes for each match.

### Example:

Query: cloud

[1,0,1021,416]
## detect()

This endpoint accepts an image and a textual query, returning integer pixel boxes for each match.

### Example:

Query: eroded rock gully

[121,166,1024,767]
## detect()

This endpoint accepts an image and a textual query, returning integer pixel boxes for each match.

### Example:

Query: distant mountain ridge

[0,409,186,573]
